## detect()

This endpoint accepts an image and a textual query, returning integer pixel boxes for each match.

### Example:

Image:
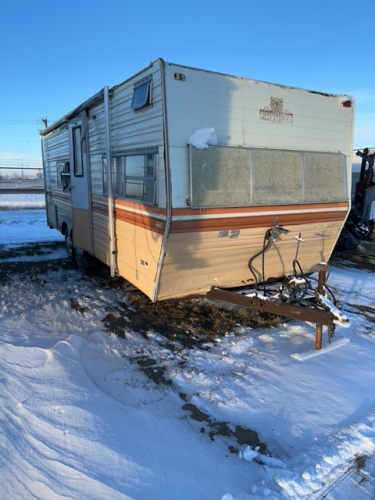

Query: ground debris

[182,399,270,456]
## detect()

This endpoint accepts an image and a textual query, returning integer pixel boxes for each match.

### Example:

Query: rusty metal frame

[206,267,336,350]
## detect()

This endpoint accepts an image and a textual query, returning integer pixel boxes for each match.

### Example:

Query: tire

[74,247,98,269]
[65,230,75,261]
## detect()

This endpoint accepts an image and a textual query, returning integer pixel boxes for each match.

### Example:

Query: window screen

[303,152,346,203]
[189,145,346,208]
[251,150,302,205]
[189,148,251,207]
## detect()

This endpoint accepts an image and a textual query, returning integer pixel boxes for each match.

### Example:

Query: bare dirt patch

[1,241,284,348]
[0,240,284,459]
[0,241,72,282]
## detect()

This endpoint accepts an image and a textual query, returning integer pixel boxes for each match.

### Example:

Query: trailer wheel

[74,247,98,269]
[65,230,75,261]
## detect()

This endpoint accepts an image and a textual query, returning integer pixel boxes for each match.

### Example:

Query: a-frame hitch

[206,265,349,350]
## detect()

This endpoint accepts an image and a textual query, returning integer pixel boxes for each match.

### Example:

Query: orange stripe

[115,198,167,216]
[169,210,347,234]
[46,190,71,202]
[115,208,165,234]
[92,198,348,234]
[92,194,167,216]
[172,202,348,217]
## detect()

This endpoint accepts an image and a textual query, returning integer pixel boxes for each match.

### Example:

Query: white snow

[0,193,45,208]
[188,128,218,149]
[291,338,351,361]
[1,212,375,499]
[1,209,64,246]
[317,293,350,328]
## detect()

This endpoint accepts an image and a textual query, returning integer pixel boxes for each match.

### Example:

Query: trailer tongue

[207,263,349,351]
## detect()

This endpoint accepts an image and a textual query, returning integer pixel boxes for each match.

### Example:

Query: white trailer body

[41,59,354,301]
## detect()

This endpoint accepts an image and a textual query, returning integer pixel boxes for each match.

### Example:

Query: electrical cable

[10,130,39,162]
[248,228,273,290]
[248,222,339,307]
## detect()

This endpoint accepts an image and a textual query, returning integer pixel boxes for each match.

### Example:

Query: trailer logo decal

[218,230,240,239]
[259,97,293,123]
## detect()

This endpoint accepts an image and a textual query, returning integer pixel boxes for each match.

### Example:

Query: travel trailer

[40,59,354,302]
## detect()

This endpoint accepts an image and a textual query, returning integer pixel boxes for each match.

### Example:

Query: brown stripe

[93,198,348,234]
[92,194,167,216]
[47,190,71,202]
[116,198,167,216]
[115,208,165,234]
[169,210,347,234]
[172,202,348,217]
[92,202,108,216]
[92,194,106,203]
[92,201,166,234]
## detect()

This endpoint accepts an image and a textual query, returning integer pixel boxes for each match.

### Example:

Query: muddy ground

[1,240,287,454]
[2,240,374,457]
[0,241,282,347]
[2,239,375,473]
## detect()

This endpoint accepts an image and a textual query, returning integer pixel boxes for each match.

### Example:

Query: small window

[72,126,83,176]
[57,162,71,191]
[124,153,155,203]
[131,79,152,110]
[102,150,157,204]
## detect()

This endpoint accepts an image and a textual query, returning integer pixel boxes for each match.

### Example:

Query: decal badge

[260,97,293,123]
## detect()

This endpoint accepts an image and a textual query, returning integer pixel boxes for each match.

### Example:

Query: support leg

[315,268,327,350]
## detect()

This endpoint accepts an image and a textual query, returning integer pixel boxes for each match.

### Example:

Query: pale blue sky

[1,0,374,169]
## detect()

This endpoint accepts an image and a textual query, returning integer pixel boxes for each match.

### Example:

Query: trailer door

[69,120,92,252]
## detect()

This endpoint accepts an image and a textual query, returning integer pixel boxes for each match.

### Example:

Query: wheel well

[61,222,71,237]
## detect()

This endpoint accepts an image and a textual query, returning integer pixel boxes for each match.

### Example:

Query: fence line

[0,188,45,224]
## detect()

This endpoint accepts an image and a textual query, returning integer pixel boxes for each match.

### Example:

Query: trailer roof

[40,89,105,136]
[40,58,353,137]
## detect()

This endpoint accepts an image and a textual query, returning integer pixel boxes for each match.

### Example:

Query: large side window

[102,150,157,204]
[189,145,347,208]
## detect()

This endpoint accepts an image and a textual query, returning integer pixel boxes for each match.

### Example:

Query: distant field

[0,179,44,190]
[0,193,45,209]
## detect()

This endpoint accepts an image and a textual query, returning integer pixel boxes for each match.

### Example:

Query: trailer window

[57,162,70,191]
[72,126,83,176]
[131,78,152,110]
[189,145,347,208]
[103,151,157,204]
[123,153,155,203]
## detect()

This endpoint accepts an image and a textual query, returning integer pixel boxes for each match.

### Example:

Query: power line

[0,166,42,170]
[9,130,40,162]
[0,120,42,125]
[0,160,42,166]
[0,161,41,165]
[0,118,55,126]
[0,118,44,123]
